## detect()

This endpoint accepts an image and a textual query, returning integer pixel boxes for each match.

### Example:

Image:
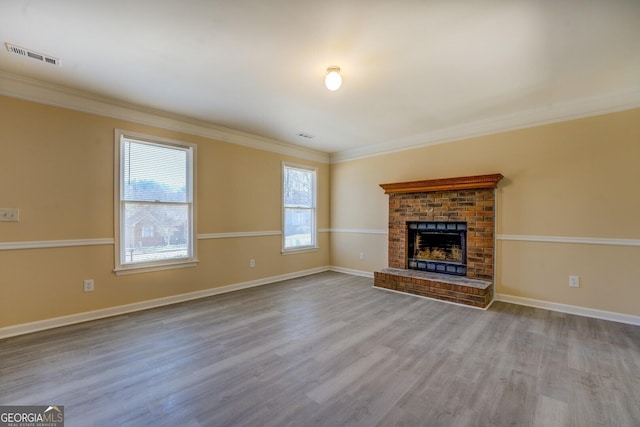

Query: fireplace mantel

[380,173,503,194]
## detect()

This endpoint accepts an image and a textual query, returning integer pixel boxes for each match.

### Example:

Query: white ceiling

[1,0,639,160]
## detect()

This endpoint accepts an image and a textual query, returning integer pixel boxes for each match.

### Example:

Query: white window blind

[115,130,196,274]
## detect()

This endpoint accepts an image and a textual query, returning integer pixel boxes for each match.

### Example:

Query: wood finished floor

[1,272,639,426]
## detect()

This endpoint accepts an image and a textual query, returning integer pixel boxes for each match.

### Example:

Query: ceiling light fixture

[324,66,342,91]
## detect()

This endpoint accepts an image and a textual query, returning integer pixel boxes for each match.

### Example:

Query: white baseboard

[495,293,640,326]
[6,267,635,339]
[329,266,374,278]
[0,266,331,339]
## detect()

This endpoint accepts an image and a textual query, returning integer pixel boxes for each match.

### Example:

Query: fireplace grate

[407,221,467,276]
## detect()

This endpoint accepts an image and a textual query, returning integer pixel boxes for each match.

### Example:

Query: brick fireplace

[374,174,503,308]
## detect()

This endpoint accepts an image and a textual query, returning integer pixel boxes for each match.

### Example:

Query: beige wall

[330,108,640,316]
[0,96,330,327]
[2,94,639,328]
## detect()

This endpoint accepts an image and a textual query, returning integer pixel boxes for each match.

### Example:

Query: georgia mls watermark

[0,406,64,427]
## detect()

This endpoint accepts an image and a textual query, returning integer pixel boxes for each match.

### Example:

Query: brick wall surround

[388,188,496,280]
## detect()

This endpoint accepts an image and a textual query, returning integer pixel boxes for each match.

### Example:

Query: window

[283,162,317,252]
[141,225,155,238]
[114,130,197,274]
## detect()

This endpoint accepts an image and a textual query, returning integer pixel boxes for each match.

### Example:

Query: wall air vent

[5,43,60,66]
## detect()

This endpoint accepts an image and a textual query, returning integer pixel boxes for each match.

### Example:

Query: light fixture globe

[325,66,342,91]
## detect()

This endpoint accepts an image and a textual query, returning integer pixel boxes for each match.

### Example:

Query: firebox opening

[407,222,467,276]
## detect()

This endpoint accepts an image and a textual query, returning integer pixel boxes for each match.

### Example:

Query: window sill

[281,246,319,255]
[114,259,199,276]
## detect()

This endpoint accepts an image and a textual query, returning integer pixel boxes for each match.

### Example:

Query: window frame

[114,129,198,275]
[282,161,318,254]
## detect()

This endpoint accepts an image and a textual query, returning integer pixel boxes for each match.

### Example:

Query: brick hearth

[375,174,503,309]
[374,268,493,308]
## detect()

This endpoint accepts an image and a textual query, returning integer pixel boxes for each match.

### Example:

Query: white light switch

[569,276,580,288]
[84,279,94,292]
[0,208,19,222]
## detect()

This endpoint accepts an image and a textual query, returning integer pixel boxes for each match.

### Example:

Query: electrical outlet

[359,252,365,261]
[569,275,580,288]
[0,208,19,222]
[249,259,255,268]
[83,279,94,292]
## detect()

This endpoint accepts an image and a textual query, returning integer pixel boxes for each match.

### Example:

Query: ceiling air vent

[5,43,60,66]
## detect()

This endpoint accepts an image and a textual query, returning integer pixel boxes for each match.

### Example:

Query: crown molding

[331,88,640,163]
[0,71,330,164]
[4,71,638,166]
